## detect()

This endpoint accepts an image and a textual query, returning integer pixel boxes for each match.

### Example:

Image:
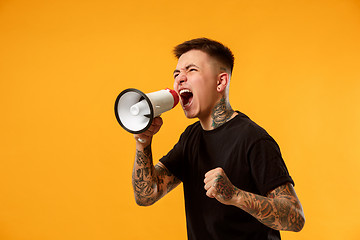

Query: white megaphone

[114,88,179,134]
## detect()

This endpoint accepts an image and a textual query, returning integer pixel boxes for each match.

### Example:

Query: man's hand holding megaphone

[114,88,179,138]
[134,117,163,145]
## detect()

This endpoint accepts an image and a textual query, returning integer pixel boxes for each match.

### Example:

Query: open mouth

[179,89,193,107]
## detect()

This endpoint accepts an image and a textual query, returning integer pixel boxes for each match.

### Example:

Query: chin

[183,109,198,119]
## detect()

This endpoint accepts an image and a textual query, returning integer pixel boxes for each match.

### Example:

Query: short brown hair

[173,38,234,73]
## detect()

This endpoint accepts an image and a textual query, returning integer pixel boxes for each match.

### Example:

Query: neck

[200,97,235,130]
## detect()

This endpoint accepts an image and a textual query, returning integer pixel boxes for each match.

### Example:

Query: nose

[178,72,187,85]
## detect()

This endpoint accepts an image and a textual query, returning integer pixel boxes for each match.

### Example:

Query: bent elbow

[296,214,305,232]
[134,195,157,207]
[292,211,305,232]
[134,199,153,207]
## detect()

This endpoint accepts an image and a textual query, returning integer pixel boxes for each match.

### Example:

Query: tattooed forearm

[132,146,180,206]
[135,145,152,166]
[133,145,157,206]
[237,183,305,232]
[211,97,234,128]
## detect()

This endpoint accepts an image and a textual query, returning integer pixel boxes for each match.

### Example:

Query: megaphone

[114,88,179,134]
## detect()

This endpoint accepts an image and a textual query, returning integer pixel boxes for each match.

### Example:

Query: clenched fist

[204,167,239,205]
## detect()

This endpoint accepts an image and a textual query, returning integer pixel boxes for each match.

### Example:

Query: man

[132,38,305,239]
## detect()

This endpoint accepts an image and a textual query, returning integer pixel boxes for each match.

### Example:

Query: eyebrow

[173,64,199,75]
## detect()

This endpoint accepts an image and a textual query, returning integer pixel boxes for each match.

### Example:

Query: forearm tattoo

[132,145,180,206]
[237,183,304,232]
[211,97,234,128]
[133,145,156,206]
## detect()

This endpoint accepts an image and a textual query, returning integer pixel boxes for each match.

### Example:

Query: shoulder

[223,111,283,156]
[229,111,272,140]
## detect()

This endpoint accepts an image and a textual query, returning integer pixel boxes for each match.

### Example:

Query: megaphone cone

[114,88,179,134]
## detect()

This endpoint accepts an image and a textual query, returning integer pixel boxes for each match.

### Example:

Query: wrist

[231,188,243,207]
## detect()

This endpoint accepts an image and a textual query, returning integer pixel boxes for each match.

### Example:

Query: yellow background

[1,0,359,239]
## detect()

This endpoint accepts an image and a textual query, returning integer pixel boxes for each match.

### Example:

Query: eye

[173,73,179,79]
[189,68,197,72]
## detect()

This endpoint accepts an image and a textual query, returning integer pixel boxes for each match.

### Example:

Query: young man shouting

[132,38,305,239]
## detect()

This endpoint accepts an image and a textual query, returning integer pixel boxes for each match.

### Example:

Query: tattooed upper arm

[267,182,294,198]
[155,162,181,196]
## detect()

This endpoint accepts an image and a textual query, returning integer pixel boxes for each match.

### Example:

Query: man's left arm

[204,168,305,232]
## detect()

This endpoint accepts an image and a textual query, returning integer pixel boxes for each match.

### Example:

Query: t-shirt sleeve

[248,138,294,196]
[159,132,186,182]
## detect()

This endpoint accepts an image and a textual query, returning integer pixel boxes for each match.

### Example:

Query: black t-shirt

[160,112,294,240]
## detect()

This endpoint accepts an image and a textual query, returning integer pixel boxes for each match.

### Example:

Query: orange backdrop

[1,0,360,239]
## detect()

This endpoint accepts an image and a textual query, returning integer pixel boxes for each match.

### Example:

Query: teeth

[179,89,192,95]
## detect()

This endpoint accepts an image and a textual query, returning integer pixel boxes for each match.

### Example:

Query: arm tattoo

[132,145,180,206]
[237,183,304,232]
[133,145,157,206]
[155,163,181,193]
[211,97,234,128]
[135,145,152,166]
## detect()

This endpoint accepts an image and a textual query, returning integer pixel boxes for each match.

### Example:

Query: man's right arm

[132,117,181,206]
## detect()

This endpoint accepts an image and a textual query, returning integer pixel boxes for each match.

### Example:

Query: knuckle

[215,167,223,173]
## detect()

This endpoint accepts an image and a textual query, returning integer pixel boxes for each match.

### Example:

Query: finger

[205,169,216,178]
[205,167,224,178]
[204,175,212,185]
[146,118,163,134]
[153,117,163,126]
[204,180,214,191]
[142,121,161,136]
[204,169,220,186]
[204,170,218,182]
[206,187,218,199]
[146,123,158,133]
[134,118,163,143]
[136,131,151,139]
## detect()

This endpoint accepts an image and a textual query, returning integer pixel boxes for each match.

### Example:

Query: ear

[216,72,229,93]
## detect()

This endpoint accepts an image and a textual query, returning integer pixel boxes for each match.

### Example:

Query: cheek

[199,80,217,94]
[197,82,217,105]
